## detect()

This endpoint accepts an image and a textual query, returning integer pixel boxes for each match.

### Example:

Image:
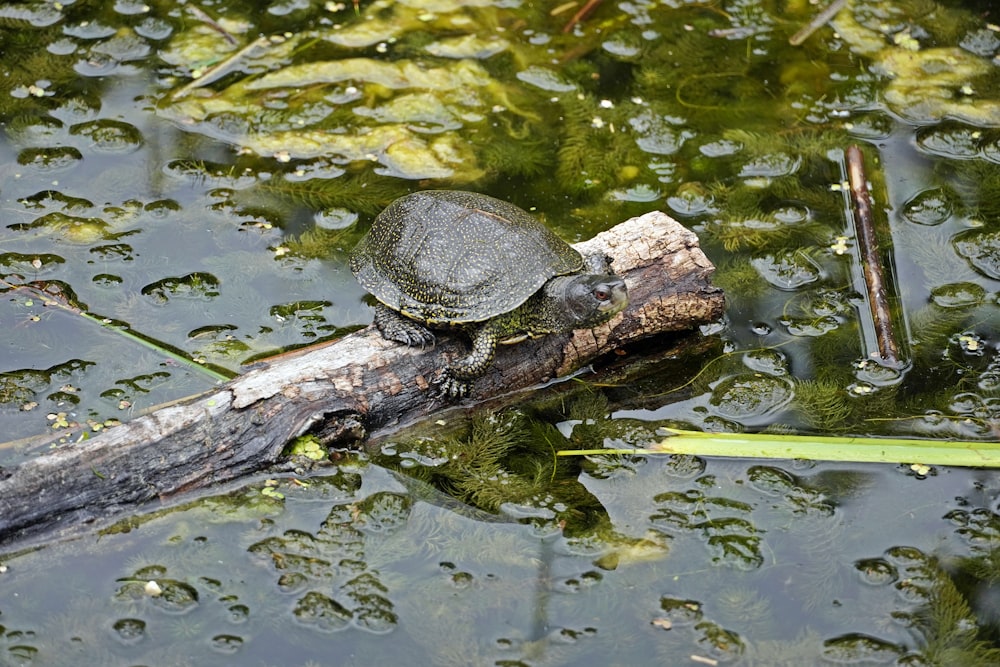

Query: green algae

[2,1,1000,663]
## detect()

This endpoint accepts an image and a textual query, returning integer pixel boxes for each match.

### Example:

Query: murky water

[3,455,998,666]
[2,0,1000,664]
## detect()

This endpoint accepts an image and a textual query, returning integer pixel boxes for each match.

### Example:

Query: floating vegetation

[141,272,221,304]
[900,186,959,226]
[4,0,1000,663]
[159,48,544,181]
[953,229,1000,280]
[917,124,984,160]
[750,250,823,291]
[944,157,1000,223]
[709,373,794,421]
[929,282,987,309]
[16,145,83,172]
[650,486,763,569]
[69,119,144,154]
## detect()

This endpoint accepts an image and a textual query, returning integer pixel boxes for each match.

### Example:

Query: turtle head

[538,273,628,332]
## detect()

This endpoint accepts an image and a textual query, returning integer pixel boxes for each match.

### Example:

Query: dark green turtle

[350,190,628,398]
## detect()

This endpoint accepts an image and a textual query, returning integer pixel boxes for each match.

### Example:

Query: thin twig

[187,5,239,46]
[846,145,899,364]
[789,0,848,46]
[562,0,604,34]
[170,35,274,100]
[1,279,232,382]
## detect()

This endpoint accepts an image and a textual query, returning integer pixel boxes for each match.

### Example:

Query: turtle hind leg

[373,303,435,348]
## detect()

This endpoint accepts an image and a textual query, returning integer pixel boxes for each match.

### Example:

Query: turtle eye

[594,288,610,301]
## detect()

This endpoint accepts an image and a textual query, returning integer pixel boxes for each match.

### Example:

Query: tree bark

[0,211,723,550]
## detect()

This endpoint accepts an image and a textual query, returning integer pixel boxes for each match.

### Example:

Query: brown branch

[562,0,604,34]
[170,35,275,100]
[846,145,898,364]
[186,5,239,45]
[789,0,848,46]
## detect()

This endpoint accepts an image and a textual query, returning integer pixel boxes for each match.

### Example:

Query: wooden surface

[0,211,724,550]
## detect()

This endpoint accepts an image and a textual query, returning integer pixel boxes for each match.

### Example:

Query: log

[0,211,723,550]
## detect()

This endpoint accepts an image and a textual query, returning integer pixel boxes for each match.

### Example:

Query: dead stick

[846,145,898,364]
[789,0,848,46]
[187,5,239,45]
[562,0,604,34]
[170,35,274,100]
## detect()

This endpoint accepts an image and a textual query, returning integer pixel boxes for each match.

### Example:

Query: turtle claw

[402,328,435,349]
[433,370,470,400]
[374,304,435,349]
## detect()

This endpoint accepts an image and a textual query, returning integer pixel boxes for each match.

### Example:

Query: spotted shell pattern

[350,190,584,324]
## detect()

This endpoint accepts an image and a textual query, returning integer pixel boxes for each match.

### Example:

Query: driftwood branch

[561,0,604,34]
[788,0,847,46]
[0,211,724,550]
[846,145,899,364]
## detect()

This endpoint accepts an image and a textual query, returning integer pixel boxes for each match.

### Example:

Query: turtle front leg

[436,324,498,399]
[373,303,435,348]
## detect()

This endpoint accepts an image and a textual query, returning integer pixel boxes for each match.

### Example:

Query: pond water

[2,0,1000,664]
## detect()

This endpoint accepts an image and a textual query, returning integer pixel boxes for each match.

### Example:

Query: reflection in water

[2,437,999,664]
[3,0,1000,663]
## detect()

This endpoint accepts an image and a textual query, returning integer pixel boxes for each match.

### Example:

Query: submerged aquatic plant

[382,411,539,513]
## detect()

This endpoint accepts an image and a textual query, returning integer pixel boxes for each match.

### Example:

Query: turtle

[350,190,628,398]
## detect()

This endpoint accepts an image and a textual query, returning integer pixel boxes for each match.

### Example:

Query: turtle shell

[350,190,584,324]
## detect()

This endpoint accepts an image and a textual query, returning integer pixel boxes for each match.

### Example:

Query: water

[2,0,1000,664]
[2,455,996,666]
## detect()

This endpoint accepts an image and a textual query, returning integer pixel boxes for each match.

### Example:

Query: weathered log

[0,211,723,550]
